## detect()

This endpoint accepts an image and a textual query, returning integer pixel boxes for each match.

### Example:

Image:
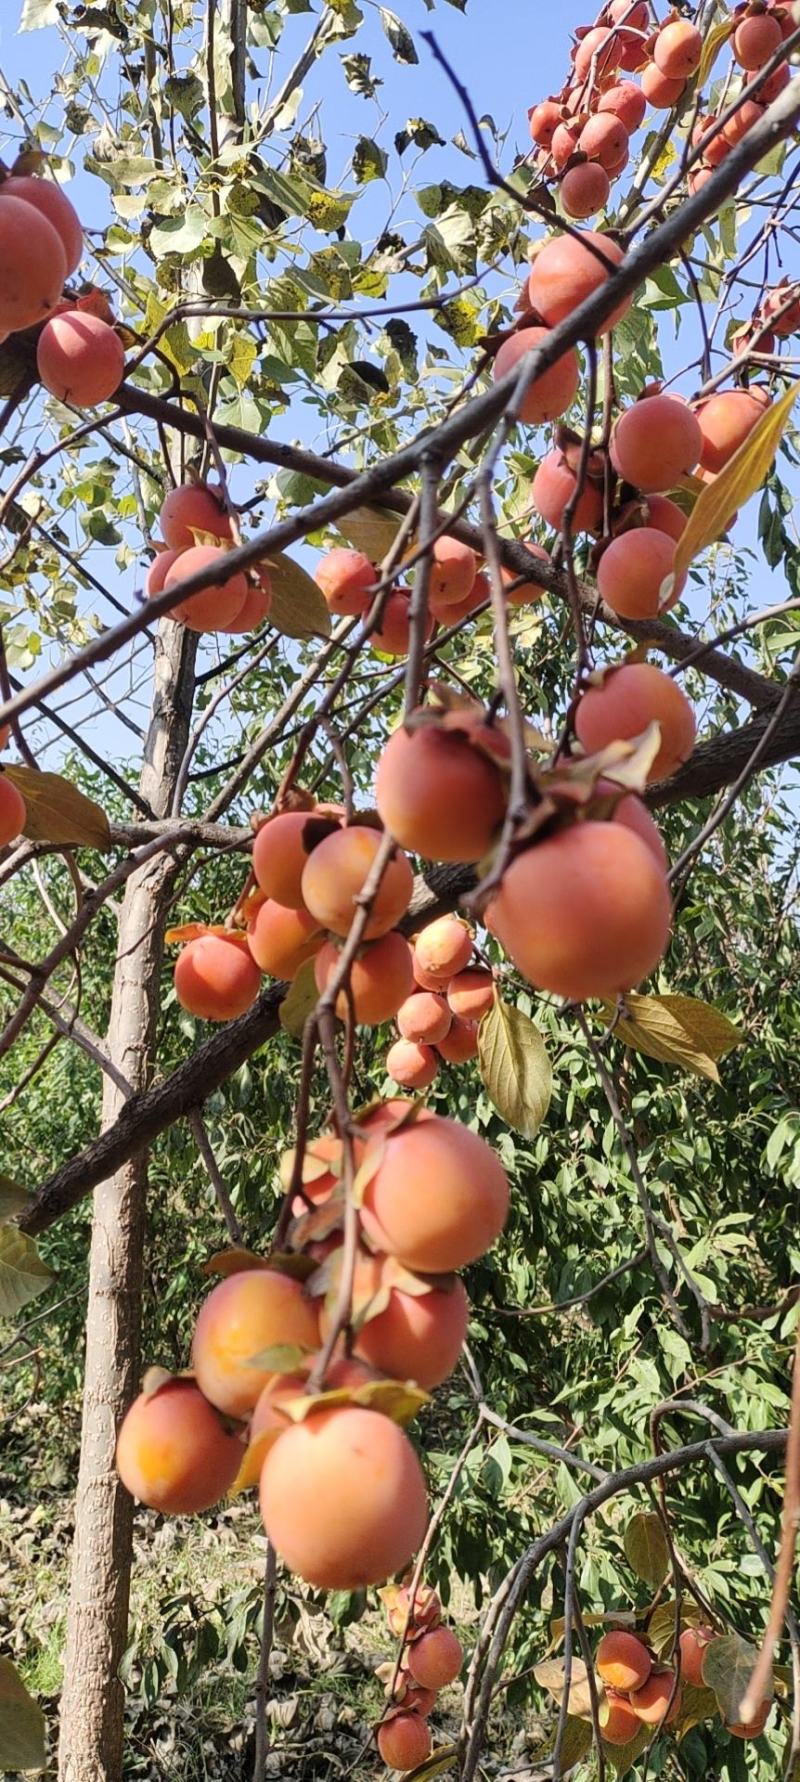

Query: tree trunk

[57,621,196,1782]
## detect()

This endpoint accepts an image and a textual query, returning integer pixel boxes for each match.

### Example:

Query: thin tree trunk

[57,622,196,1782]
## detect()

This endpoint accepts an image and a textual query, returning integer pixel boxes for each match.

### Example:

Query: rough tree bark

[57,620,196,1782]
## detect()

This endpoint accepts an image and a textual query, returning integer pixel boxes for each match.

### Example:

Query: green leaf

[557,1716,594,1768]
[478,998,552,1138]
[601,993,743,1084]
[0,1176,31,1222]
[533,1656,598,1720]
[603,1720,651,1774]
[4,767,110,848]
[624,1511,670,1588]
[702,1634,772,1724]
[336,505,405,563]
[402,1747,457,1782]
[379,7,419,62]
[279,956,319,1039]
[267,553,332,639]
[0,1228,53,1319]
[0,1658,46,1771]
[150,210,208,259]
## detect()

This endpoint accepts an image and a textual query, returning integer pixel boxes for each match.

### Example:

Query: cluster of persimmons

[373,1579,464,1769]
[589,1626,772,1744]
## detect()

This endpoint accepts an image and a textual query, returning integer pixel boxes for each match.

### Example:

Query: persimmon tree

[1,2,800,1781]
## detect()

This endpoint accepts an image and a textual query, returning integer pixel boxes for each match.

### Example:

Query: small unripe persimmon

[386,1038,439,1090]
[678,1625,716,1688]
[145,548,183,598]
[597,527,684,620]
[174,933,262,1021]
[528,231,631,334]
[631,1669,681,1725]
[165,544,248,633]
[348,1276,469,1389]
[252,806,343,908]
[734,10,782,69]
[375,718,507,864]
[0,194,66,333]
[653,19,702,76]
[529,99,563,147]
[360,1112,509,1273]
[247,899,322,978]
[397,991,452,1045]
[493,327,580,425]
[37,310,124,405]
[377,1712,432,1771]
[610,394,702,491]
[193,1268,320,1420]
[561,161,611,220]
[596,1630,653,1692]
[575,662,696,783]
[437,1016,479,1062]
[314,931,415,1025]
[0,774,26,847]
[160,482,232,550]
[640,62,687,107]
[429,536,477,607]
[371,589,433,657]
[488,823,671,1001]
[1,174,82,275]
[598,80,647,133]
[447,969,494,1022]
[532,450,604,534]
[116,1379,242,1514]
[695,387,770,473]
[260,1405,428,1589]
[315,548,375,616]
[600,1691,642,1746]
[414,915,473,982]
[301,825,413,940]
[407,1626,463,1690]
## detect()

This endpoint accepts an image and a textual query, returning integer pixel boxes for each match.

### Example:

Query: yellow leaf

[402,1745,457,1782]
[279,955,318,1038]
[336,505,407,564]
[265,551,331,639]
[0,1227,52,1318]
[672,380,800,585]
[5,766,110,847]
[0,1657,46,1774]
[601,992,743,1083]
[624,1510,669,1587]
[534,1657,602,1721]
[697,15,734,88]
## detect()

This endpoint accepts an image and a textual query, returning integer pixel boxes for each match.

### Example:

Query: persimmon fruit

[678,1625,716,1687]
[386,1038,439,1090]
[347,1276,469,1390]
[37,310,124,405]
[528,230,631,334]
[377,1712,432,1770]
[116,1378,242,1515]
[397,991,452,1045]
[315,548,375,616]
[429,537,477,607]
[561,160,611,219]
[259,1405,428,1589]
[252,808,340,909]
[1,174,82,274]
[193,1267,320,1420]
[375,717,507,864]
[532,449,604,533]
[488,822,671,1001]
[610,394,702,491]
[174,933,262,1021]
[436,1016,479,1062]
[160,482,232,550]
[314,931,414,1026]
[734,11,782,68]
[247,899,322,978]
[414,915,473,982]
[631,1669,681,1725]
[653,19,702,76]
[407,1626,463,1690]
[575,662,696,782]
[596,1630,652,1692]
[0,193,66,333]
[492,327,580,424]
[695,388,770,473]
[447,969,494,1021]
[601,1692,642,1746]
[360,1112,509,1273]
[164,544,248,633]
[596,527,684,619]
[301,825,413,940]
